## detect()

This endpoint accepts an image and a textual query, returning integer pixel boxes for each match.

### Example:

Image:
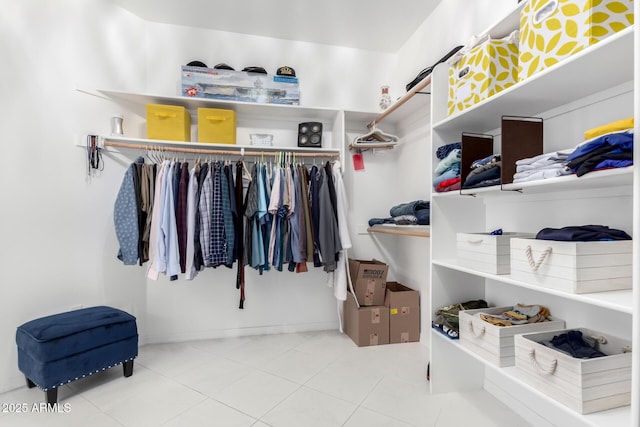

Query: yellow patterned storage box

[519,0,634,82]
[146,104,191,142]
[197,108,236,144]
[447,35,519,116]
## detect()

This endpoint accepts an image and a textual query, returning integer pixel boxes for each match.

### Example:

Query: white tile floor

[0,331,531,426]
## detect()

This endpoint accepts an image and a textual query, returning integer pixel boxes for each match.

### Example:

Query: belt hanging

[87,134,104,175]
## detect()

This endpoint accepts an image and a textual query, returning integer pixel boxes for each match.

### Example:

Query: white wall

[365,0,518,341]
[0,0,149,394]
[144,23,397,112]
[0,0,521,394]
[0,0,397,394]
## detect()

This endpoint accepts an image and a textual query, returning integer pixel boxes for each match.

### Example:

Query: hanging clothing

[224,164,237,265]
[198,164,213,266]
[317,166,342,272]
[185,163,200,280]
[115,156,350,318]
[114,157,143,265]
[328,162,351,307]
[208,162,227,267]
[176,162,189,273]
[309,165,322,267]
[161,161,180,277]
[147,160,169,280]
[235,160,246,308]
[193,162,209,272]
[140,163,156,263]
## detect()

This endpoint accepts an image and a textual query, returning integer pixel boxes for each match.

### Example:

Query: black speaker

[298,122,322,147]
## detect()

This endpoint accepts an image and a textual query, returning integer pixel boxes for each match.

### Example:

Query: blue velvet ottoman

[15,306,138,405]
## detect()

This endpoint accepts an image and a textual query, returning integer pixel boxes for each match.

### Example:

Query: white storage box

[457,232,535,274]
[515,329,632,414]
[510,238,632,293]
[460,306,565,367]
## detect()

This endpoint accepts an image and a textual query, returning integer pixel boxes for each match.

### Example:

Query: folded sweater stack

[462,154,501,189]
[566,129,633,177]
[433,143,461,192]
[477,303,550,327]
[513,150,572,183]
[368,200,430,227]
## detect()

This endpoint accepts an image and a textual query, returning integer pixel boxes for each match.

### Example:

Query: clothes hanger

[241,158,252,182]
[353,123,399,143]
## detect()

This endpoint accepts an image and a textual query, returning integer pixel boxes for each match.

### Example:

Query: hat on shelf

[276,66,296,77]
[242,66,267,74]
[186,60,208,68]
[214,63,235,70]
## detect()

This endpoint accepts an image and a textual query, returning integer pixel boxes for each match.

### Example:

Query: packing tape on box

[371,308,381,324]
[365,280,376,305]
[370,333,379,345]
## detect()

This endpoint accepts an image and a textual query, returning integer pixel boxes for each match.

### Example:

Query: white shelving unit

[428,4,637,426]
[91,88,346,158]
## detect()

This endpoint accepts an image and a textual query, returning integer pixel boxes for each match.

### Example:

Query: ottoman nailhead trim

[28,357,137,392]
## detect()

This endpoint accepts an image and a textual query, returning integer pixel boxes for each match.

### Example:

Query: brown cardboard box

[344,293,389,347]
[348,259,389,306]
[384,282,420,344]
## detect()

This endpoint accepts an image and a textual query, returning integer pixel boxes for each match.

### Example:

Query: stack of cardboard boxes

[344,259,420,347]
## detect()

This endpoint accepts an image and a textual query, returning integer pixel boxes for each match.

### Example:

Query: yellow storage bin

[447,35,519,116]
[146,104,191,142]
[197,108,236,144]
[519,0,634,82]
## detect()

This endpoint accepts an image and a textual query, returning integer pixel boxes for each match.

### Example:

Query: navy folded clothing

[536,225,631,241]
[436,142,461,160]
[462,163,501,188]
[389,200,430,217]
[415,209,430,225]
[547,330,607,359]
[369,200,431,227]
[566,130,634,177]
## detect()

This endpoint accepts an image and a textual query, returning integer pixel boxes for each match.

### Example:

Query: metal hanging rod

[102,140,340,158]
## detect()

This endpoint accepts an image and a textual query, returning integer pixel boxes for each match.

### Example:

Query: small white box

[457,232,535,274]
[515,329,632,414]
[510,238,632,293]
[460,306,565,367]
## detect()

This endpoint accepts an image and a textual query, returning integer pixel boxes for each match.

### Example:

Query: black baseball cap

[186,60,208,68]
[214,63,235,71]
[277,66,296,77]
[242,66,267,74]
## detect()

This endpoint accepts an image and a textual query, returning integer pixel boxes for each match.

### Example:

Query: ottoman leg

[123,360,134,377]
[46,388,58,406]
[25,377,36,389]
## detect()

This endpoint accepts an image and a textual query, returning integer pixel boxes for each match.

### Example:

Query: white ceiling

[111,0,441,53]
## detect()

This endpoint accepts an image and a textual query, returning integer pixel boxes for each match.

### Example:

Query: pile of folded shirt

[566,128,634,177]
[432,299,488,339]
[476,303,551,327]
[535,224,631,241]
[368,200,430,227]
[462,154,501,189]
[512,149,573,183]
[433,142,461,193]
[540,330,607,359]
